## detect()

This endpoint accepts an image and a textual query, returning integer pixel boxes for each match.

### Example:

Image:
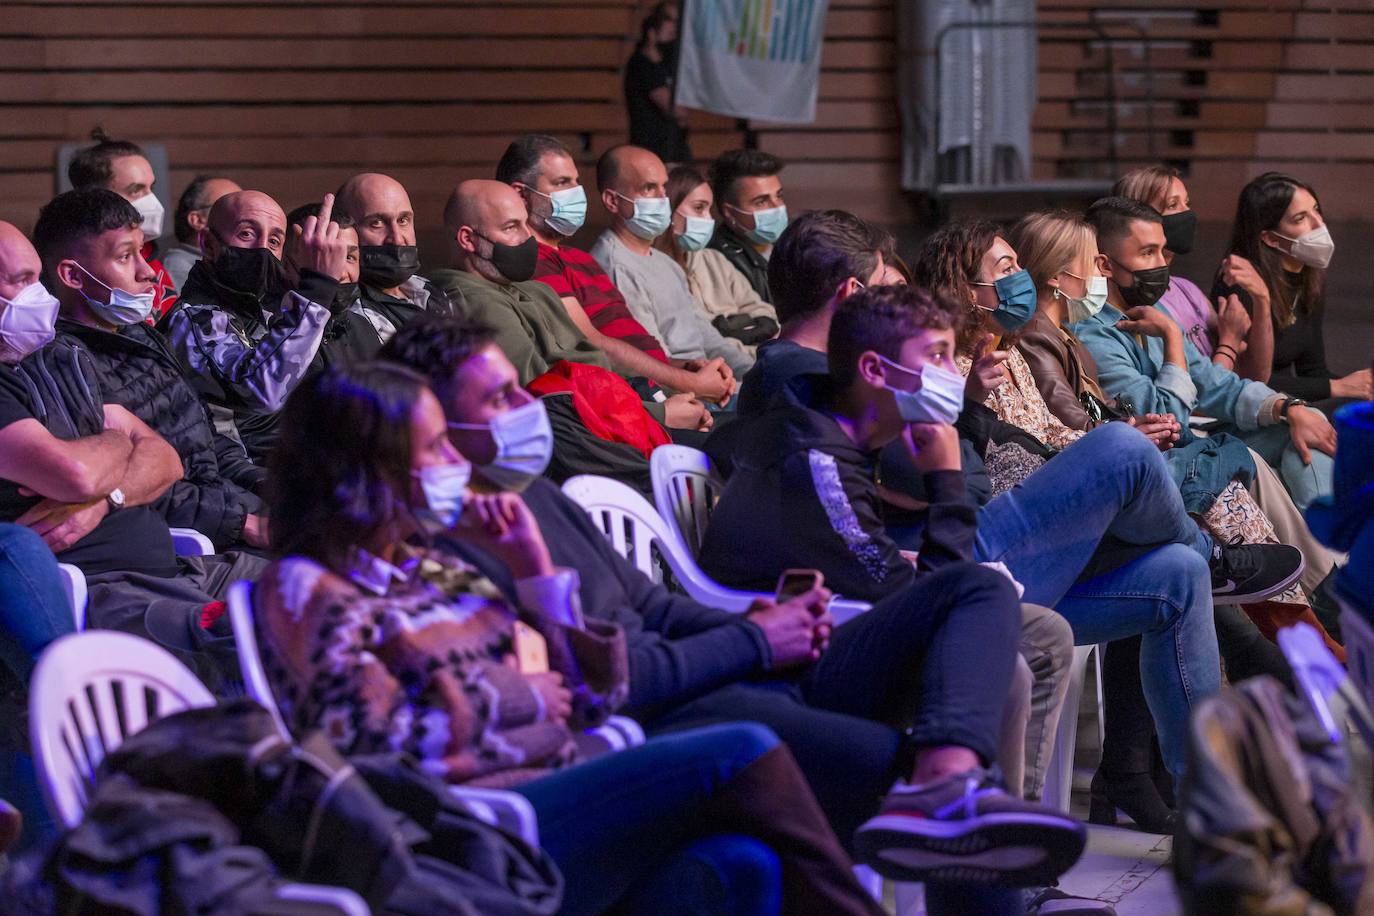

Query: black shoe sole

[853,812,1087,887]
[1212,551,1305,605]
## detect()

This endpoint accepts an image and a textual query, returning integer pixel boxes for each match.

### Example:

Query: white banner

[675,0,830,124]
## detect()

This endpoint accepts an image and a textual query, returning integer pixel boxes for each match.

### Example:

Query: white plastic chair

[169,526,215,557]
[29,630,371,914]
[650,445,724,559]
[1042,643,1105,814]
[563,474,873,626]
[226,580,540,847]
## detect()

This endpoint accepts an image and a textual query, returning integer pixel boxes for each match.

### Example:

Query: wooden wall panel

[0,0,908,241]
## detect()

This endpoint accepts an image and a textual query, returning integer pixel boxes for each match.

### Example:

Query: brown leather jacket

[1016,309,1113,431]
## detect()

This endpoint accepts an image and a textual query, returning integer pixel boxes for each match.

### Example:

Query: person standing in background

[624,3,691,166]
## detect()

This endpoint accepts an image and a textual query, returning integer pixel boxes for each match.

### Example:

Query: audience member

[162,190,344,463]
[0,220,258,687]
[1076,196,1337,510]
[590,145,754,379]
[257,361,882,916]
[283,201,386,369]
[1212,172,1372,407]
[377,315,1088,897]
[498,134,737,407]
[335,171,461,334]
[708,149,788,303]
[624,2,690,165]
[66,132,177,316]
[164,175,241,291]
[34,189,267,550]
[1112,166,1258,375]
[659,164,779,348]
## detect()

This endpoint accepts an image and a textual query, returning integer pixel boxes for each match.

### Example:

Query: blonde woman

[657,165,778,349]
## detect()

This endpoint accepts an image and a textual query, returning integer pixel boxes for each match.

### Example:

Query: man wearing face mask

[164,189,345,463]
[67,132,178,318]
[335,171,460,338]
[590,146,754,380]
[1075,196,1337,511]
[707,149,788,304]
[163,175,241,292]
[0,220,250,691]
[500,134,739,412]
[34,189,266,550]
[431,179,682,492]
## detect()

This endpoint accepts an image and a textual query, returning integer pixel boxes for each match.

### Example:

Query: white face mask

[131,193,165,242]
[73,262,156,326]
[531,185,588,237]
[612,191,672,240]
[412,461,471,534]
[878,355,966,426]
[0,282,59,363]
[1060,274,1110,324]
[450,398,554,492]
[1273,225,1334,270]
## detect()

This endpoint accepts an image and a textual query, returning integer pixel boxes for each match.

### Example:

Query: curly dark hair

[911,219,1002,356]
[828,284,962,389]
[268,362,430,571]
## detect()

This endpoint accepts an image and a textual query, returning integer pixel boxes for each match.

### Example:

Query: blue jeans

[1238,423,1334,511]
[0,523,72,852]
[972,423,1222,778]
[515,724,786,916]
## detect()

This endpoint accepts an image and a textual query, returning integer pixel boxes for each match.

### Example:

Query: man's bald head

[337,173,415,247]
[203,190,287,259]
[444,180,532,285]
[596,145,666,196]
[0,221,42,302]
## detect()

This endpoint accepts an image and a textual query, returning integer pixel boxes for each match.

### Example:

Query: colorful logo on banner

[676,0,828,123]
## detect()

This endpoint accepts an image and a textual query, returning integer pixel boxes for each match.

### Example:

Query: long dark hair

[268,362,429,571]
[1225,171,1324,328]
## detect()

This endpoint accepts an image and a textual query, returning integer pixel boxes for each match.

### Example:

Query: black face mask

[480,234,538,283]
[214,244,286,300]
[1115,263,1171,309]
[333,281,360,313]
[359,245,420,288]
[1161,210,1197,255]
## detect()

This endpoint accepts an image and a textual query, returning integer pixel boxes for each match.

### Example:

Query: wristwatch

[106,488,126,512]
[1279,398,1308,421]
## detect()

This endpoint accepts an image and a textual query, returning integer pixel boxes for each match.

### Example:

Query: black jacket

[707,222,772,303]
[442,478,770,723]
[698,373,977,602]
[57,319,262,549]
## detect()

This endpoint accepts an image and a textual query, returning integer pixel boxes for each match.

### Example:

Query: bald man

[164,175,242,291]
[336,171,459,335]
[590,146,753,379]
[164,188,347,461]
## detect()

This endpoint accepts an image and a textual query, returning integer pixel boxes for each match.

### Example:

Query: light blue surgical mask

[74,262,156,326]
[878,355,967,426]
[1059,273,1110,324]
[674,215,716,252]
[972,268,1036,334]
[450,398,554,492]
[532,185,587,237]
[733,204,788,246]
[612,191,671,241]
[412,461,471,534]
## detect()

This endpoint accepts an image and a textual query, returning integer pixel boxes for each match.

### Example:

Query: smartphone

[774,569,823,603]
[512,621,549,675]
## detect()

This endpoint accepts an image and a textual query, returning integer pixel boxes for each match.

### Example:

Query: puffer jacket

[57,319,261,549]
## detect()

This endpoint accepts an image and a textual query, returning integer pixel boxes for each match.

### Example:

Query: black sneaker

[1209,540,1305,604]
[854,767,1086,886]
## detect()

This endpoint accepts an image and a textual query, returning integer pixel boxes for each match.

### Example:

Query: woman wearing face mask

[656,166,779,351]
[1212,172,1372,408]
[258,361,883,916]
[1113,166,1261,377]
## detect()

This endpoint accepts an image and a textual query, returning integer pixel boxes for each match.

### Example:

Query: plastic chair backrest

[650,445,722,559]
[226,579,291,739]
[170,527,215,557]
[59,563,86,630]
[29,631,215,827]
